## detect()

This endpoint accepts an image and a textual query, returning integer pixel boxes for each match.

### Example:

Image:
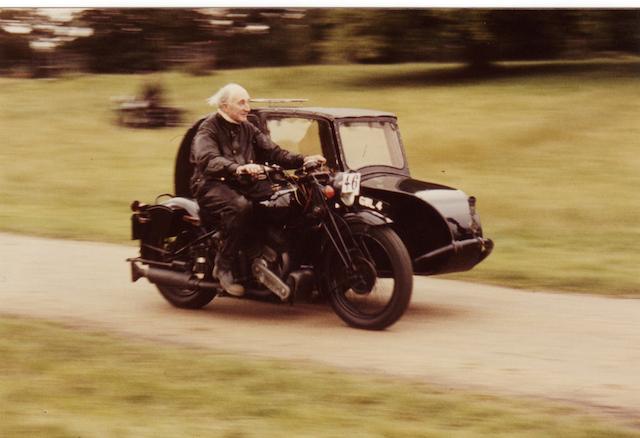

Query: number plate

[342,172,361,196]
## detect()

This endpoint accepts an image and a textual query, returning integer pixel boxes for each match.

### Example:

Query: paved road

[2,232,639,419]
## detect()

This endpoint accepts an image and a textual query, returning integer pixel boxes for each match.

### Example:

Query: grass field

[1,60,638,295]
[1,316,637,437]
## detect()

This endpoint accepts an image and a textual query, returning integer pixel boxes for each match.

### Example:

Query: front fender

[318,209,393,265]
[319,209,398,283]
[343,209,393,227]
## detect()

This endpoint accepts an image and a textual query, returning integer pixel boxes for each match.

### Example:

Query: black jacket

[190,112,304,195]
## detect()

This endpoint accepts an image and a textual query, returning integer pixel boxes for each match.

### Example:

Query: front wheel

[325,225,413,330]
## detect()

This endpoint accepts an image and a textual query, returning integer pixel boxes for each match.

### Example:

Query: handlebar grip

[234,165,282,183]
[303,160,321,172]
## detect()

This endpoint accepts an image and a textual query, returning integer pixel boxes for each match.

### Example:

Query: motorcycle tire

[326,225,413,330]
[156,284,216,309]
[153,233,216,310]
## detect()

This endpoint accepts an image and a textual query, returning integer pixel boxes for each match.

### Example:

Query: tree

[213,8,317,68]
[63,8,216,73]
[0,28,32,69]
[11,7,638,74]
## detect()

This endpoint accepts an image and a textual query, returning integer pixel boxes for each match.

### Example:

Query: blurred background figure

[113,81,184,128]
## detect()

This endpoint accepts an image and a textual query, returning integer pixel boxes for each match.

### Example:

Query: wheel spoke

[154,233,216,308]
[333,232,395,317]
[327,225,412,330]
[356,236,375,268]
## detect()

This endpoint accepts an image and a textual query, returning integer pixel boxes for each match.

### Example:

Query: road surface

[2,232,639,421]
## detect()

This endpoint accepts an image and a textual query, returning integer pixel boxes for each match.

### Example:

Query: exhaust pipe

[131,260,145,282]
[131,262,219,291]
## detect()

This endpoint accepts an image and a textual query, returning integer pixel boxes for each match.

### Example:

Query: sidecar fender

[360,174,493,275]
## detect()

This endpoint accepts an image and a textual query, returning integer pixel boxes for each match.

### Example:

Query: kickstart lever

[251,258,291,301]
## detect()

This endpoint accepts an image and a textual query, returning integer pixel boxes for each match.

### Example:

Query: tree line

[1,8,638,75]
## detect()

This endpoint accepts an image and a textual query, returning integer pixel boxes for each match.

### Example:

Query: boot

[213,264,245,297]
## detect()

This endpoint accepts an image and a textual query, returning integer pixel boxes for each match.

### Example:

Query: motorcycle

[128,161,413,330]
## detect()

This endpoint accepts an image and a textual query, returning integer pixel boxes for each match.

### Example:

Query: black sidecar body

[172,105,493,277]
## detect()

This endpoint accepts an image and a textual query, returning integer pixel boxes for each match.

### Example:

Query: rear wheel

[325,225,413,330]
[157,283,215,309]
[154,232,217,309]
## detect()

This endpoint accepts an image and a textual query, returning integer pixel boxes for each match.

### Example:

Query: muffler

[131,262,219,291]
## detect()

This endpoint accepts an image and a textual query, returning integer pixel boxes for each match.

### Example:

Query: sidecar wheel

[156,285,216,309]
[326,226,413,330]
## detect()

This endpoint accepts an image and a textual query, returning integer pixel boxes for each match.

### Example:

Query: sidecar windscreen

[338,121,405,170]
[265,117,323,157]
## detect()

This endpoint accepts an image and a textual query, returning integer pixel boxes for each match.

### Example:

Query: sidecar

[173,105,493,277]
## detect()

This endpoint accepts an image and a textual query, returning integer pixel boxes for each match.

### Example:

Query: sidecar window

[266,117,323,157]
[338,121,404,170]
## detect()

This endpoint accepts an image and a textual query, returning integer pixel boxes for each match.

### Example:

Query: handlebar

[233,162,331,185]
[234,164,284,183]
[303,159,323,172]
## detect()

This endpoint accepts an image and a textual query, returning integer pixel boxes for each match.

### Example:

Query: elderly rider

[190,83,325,296]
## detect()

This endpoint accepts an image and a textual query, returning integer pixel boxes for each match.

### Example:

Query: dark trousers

[197,182,253,270]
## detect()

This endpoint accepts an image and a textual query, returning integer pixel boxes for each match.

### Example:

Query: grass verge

[1,316,638,437]
[0,60,638,295]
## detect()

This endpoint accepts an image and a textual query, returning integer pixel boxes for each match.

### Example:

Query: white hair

[206,83,247,107]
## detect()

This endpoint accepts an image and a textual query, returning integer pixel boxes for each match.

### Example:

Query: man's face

[222,88,251,123]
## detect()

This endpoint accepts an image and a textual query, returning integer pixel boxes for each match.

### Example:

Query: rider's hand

[236,163,264,176]
[304,155,327,165]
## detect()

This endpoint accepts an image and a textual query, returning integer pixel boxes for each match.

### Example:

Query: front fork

[320,210,373,292]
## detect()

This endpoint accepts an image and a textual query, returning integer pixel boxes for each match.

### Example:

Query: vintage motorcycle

[128,161,413,330]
